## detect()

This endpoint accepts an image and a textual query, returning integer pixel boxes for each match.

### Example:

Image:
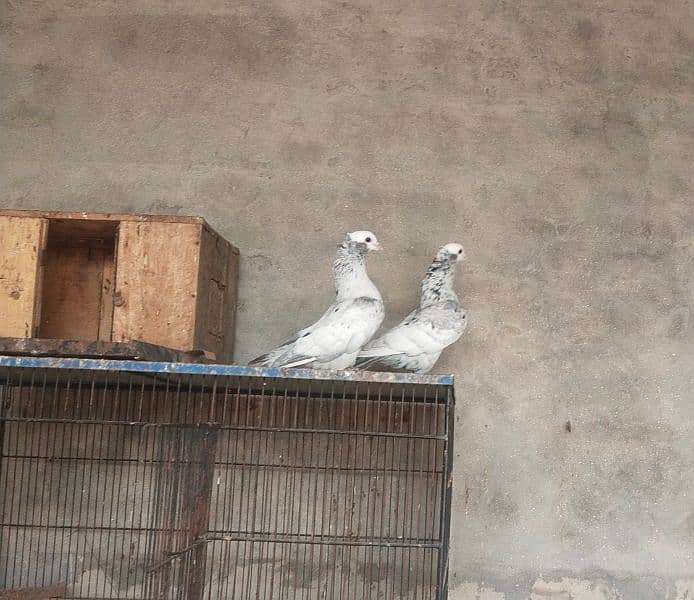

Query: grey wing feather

[249,296,384,368]
[356,301,466,372]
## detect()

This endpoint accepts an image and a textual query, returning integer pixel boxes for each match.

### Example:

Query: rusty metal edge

[0,356,454,386]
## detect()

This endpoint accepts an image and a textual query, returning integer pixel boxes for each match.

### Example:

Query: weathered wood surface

[0,210,205,226]
[0,216,47,338]
[39,245,112,340]
[112,221,201,351]
[0,584,66,599]
[1,211,239,358]
[0,211,239,254]
[0,337,217,362]
[195,224,239,360]
[39,217,119,244]
[38,219,117,341]
[98,254,116,341]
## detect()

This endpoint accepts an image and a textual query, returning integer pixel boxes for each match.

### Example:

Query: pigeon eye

[458,249,463,254]
[365,237,372,242]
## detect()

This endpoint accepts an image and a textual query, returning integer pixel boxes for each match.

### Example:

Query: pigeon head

[438,243,465,264]
[334,230,383,301]
[344,231,382,254]
[420,242,464,306]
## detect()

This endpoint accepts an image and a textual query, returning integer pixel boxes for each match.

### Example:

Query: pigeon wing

[357,301,466,366]
[251,296,384,368]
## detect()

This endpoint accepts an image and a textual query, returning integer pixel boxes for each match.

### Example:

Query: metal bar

[405,385,417,597]
[259,382,277,599]
[291,381,308,600]
[214,378,232,600]
[195,533,440,549]
[357,384,369,600]
[0,377,13,583]
[0,523,437,544]
[317,381,332,599]
[55,372,74,591]
[182,425,219,600]
[224,378,243,599]
[147,409,171,598]
[384,385,397,600]
[415,390,428,600]
[0,356,454,387]
[436,387,455,599]
[428,385,441,600]
[240,378,257,599]
[267,387,288,598]
[45,375,62,589]
[0,379,446,406]
[0,418,445,441]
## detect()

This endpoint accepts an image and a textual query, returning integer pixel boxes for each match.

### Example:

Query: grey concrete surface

[1,1,693,597]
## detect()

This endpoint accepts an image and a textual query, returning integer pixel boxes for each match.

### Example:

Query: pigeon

[355,243,467,373]
[248,231,385,369]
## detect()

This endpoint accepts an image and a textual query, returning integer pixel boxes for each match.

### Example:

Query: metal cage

[0,357,454,599]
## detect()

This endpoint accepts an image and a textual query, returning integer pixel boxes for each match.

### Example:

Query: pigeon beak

[372,241,383,251]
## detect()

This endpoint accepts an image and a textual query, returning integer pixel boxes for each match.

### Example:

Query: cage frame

[0,356,455,599]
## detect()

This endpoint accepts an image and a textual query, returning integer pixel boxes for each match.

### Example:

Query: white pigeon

[356,243,467,373]
[248,231,385,369]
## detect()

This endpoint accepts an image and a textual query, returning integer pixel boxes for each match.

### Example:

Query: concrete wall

[1,1,693,598]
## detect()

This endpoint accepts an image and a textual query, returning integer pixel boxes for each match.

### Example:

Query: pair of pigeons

[249,231,467,373]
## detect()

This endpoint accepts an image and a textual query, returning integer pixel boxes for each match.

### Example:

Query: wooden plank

[182,426,218,600]
[98,252,116,341]
[112,221,200,351]
[38,220,117,341]
[148,426,219,599]
[194,226,239,360]
[0,216,47,338]
[43,219,118,246]
[0,211,239,255]
[0,584,66,599]
[38,245,112,340]
[0,337,216,362]
[223,246,239,360]
[0,209,204,226]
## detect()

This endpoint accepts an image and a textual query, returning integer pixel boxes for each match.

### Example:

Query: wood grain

[0,216,47,338]
[0,337,216,363]
[38,245,114,341]
[0,209,205,226]
[1,211,238,356]
[112,221,200,351]
[0,210,239,258]
[194,225,239,360]
[98,253,116,341]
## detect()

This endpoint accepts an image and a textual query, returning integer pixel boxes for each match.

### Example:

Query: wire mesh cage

[0,358,455,599]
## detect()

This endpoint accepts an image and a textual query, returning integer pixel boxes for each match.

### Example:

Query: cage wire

[0,358,454,599]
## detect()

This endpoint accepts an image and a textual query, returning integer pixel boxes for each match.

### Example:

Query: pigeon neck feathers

[420,254,458,307]
[333,241,381,301]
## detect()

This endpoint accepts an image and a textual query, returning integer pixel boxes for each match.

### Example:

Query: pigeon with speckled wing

[356,243,467,373]
[248,231,385,369]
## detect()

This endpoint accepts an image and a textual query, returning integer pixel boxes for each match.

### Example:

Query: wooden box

[0,211,239,361]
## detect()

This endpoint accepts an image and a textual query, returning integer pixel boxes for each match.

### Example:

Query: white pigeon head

[439,242,465,263]
[345,230,382,253]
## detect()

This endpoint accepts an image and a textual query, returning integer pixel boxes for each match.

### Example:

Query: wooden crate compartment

[39,218,118,341]
[0,211,239,361]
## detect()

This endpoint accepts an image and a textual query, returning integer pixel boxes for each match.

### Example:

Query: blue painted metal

[0,355,454,386]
